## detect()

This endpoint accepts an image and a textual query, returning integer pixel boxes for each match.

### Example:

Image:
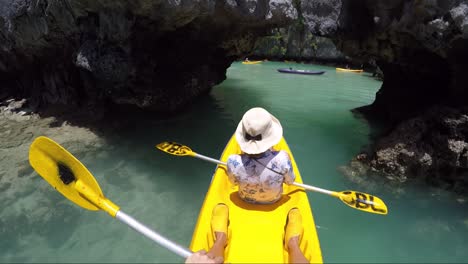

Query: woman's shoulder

[273,150,291,160]
[274,149,289,156]
[227,154,242,162]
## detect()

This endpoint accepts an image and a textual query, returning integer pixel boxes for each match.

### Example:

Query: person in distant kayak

[225,107,309,263]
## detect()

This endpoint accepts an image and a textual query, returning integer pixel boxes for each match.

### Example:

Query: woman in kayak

[188,107,309,263]
[229,107,294,204]
[226,107,309,263]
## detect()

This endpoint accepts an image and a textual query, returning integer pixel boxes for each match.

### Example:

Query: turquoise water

[1,61,467,263]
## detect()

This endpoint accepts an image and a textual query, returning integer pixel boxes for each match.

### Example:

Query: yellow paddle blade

[338,191,388,215]
[156,142,194,156]
[29,136,104,211]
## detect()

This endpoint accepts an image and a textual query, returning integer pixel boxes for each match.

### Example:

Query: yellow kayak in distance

[336,67,364,73]
[189,135,323,263]
[242,60,263,65]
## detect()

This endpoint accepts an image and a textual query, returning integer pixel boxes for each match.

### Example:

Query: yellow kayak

[189,135,323,263]
[336,67,363,72]
[242,60,263,65]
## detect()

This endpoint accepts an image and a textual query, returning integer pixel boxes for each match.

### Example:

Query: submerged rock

[344,107,468,194]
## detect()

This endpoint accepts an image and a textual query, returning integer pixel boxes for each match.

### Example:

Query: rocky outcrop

[0,0,295,111]
[342,107,468,194]
[301,0,468,192]
[252,0,345,62]
[302,0,468,123]
[252,24,345,62]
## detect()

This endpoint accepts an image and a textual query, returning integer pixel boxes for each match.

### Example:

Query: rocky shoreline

[0,98,140,257]
[0,98,106,206]
[339,106,468,202]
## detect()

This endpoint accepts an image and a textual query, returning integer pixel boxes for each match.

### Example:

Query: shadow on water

[1,82,279,261]
[95,85,280,192]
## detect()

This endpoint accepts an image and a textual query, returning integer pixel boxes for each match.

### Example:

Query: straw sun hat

[235,107,283,154]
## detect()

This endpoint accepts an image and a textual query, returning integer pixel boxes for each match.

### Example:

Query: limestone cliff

[301,0,468,193]
[0,0,295,111]
[302,0,468,123]
[252,0,345,62]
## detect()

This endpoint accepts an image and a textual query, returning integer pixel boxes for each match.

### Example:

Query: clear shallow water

[2,61,468,263]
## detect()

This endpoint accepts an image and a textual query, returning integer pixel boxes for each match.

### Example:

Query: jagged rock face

[0,0,294,111]
[302,0,341,36]
[252,25,345,61]
[301,0,468,193]
[302,0,468,123]
[252,0,345,62]
[343,106,468,194]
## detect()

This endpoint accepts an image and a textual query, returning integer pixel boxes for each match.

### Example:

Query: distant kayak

[277,68,325,75]
[336,68,363,73]
[242,60,263,65]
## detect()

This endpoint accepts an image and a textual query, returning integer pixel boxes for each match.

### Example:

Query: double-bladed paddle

[29,136,192,259]
[156,141,388,215]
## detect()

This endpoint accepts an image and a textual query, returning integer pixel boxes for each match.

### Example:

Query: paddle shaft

[193,153,335,196]
[116,211,192,258]
[71,177,191,258]
[72,178,191,257]
[77,180,192,258]
[157,141,387,214]
[193,153,225,166]
[75,179,192,258]
[290,182,334,196]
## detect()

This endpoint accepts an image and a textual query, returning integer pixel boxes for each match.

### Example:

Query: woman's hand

[185,250,223,264]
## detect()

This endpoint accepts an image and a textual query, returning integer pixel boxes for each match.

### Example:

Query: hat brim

[235,115,283,154]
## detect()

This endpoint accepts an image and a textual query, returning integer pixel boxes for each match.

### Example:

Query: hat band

[245,133,262,141]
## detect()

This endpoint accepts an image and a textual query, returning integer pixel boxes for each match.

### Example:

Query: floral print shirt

[226,150,295,204]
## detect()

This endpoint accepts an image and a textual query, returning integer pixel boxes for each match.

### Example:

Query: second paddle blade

[339,190,388,215]
[156,142,193,156]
